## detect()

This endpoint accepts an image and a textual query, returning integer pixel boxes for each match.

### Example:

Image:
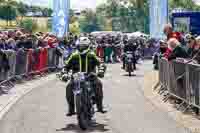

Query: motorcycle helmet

[78,37,90,54]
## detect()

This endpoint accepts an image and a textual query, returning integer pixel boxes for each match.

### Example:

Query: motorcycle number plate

[87,87,92,91]
[127,54,133,58]
[128,59,132,62]
[73,90,82,95]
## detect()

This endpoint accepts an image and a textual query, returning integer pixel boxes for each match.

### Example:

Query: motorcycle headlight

[127,54,133,58]
[87,87,92,92]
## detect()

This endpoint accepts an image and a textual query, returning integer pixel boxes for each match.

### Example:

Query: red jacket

[164,48,172,59]
[167,32,182,41]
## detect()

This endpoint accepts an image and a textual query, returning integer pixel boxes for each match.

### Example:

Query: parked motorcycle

[72,72,97,130]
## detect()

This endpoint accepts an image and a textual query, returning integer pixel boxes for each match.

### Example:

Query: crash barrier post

[158,58,200,110]
[0,48,61,93]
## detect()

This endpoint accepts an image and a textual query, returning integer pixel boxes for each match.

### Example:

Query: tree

[17,2,28,16]
[69,9,74,17]
[169,0,200,11]
[42,8,53,17]
[95,0,148,33]
[20,18,38,32]
[0,3,17,26]
[79,9,101,33]
[16,2,28,25]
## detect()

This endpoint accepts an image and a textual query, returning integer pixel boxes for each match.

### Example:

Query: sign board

[173,17,190,33]
[149,0,168,38]
[52,0,70,38]
[172,12,200,35]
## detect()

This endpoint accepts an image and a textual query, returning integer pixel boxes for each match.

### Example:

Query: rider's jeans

[66,78,104,113]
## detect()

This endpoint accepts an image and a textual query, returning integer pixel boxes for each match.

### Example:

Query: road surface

[0,61,190,133]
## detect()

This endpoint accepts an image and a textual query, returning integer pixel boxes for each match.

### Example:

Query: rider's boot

[97,98,107,114]
[66,95,75,116]
[66,102,75,116]
[122,61,125,69]
[134,63,136,70]
[95,79,107,114]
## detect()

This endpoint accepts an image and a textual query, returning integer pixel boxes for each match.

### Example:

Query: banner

[52,0,70,38]
[150,0,168,38]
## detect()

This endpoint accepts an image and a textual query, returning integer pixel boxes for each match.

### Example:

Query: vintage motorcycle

[72,72,97,130]
[124,51,135,76]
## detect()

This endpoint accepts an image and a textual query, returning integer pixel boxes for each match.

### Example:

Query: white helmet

[79,37,90,46]
[78,37,91,53]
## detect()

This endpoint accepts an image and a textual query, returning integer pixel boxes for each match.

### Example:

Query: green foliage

[95,0,149,33]
[19,19,37,32]
[42,8,53,17]
[17,2,28,16]
[77,0,196,33]
[169,0,200,11]
[47,18,52,31]
[79,9,101,33]
[0,4,17,21]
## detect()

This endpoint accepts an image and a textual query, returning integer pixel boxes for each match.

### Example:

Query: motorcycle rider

[122,38,137,69]
[123,35,129,46]
[65,37,106,116]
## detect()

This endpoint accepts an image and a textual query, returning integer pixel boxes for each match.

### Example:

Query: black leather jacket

[124,44,137,53]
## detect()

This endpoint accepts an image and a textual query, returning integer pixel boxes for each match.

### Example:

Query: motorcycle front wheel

[76,94,89,130]
[128,63,132,77]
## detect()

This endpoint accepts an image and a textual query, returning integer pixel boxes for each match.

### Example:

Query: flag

[52,0,70,38]
[150,0,168,38]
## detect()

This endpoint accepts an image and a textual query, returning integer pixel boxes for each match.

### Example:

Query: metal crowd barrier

[0,47,63,93]
[158,58,200,109]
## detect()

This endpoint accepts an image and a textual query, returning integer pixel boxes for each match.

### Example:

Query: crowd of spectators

[0,29,147,65]
[157,24,200,64]
[94,34,146,63]
[95,34,122,63]
[0,30,80,80]
[0,29,62,51]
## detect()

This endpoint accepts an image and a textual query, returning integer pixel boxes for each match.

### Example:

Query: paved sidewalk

[144,70,200,133]
[0,74,56,120]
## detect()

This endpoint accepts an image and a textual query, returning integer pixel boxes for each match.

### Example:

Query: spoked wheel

[128,71,131,77]
[128,63,132,77]
[76,94,89,130]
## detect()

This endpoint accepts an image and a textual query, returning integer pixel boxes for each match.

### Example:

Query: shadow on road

[56,122,110,133]
[121,73,143,78]
[121,73,136,77]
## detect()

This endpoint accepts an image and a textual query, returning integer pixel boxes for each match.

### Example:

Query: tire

[76,94,89,130]
[128,63,132,77]
[128,71,131,77]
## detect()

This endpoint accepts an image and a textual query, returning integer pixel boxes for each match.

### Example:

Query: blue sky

[195,0,200,5]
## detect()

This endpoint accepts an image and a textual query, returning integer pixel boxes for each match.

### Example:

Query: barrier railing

[158,58,200,111]
[0,47,63,93]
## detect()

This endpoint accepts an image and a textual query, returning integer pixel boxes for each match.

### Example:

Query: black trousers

[66,78,103,113]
